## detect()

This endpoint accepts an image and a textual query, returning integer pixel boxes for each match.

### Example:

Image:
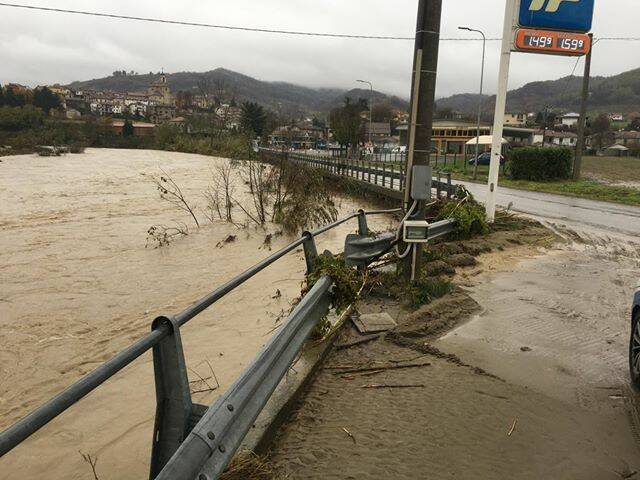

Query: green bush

[436,199,488,240]
[508,147,573,181]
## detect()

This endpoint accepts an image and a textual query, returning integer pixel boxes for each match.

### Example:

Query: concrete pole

[574,33,593,180]
[403,0,442,279]
[486,0,517,223]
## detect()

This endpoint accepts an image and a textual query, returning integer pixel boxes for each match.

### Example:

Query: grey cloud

[0,0,637,99]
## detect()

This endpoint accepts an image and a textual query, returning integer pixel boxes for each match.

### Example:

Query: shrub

[508,147,573,181]
[436,199,488,240]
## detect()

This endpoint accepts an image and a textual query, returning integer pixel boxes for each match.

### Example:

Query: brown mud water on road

[0,149,396,479]
[267,220,640,479]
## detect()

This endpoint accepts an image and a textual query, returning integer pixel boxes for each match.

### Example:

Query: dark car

[629,281,640,388]
[468,152,506,166]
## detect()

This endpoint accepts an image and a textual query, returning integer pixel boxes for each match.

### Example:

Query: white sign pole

[486,0,518,222]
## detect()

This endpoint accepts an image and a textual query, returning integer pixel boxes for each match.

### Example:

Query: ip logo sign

[519,0,595,33]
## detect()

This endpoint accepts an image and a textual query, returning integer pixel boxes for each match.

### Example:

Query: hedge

[508,147,573,181]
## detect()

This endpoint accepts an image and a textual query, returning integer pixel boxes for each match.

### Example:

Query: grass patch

[582,155,640,183]
[437,162,640,207]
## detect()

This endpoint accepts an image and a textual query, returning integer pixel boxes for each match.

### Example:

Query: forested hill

[436,67,640,115]
[67,68,409,115]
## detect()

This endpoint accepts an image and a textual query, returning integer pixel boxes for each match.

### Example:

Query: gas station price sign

[514,28,591,56]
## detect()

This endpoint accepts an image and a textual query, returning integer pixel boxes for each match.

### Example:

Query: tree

[0,84,4,107]
[0,105,44,131]
[122,119,134,137]
[590,113,613,151]
[176,91,194,110]
[329,97,367,154]
[240,101,267,138]
[33,87,61,115]
[372,103,394,123]
[628,117,640,132]
[4,86,26,107]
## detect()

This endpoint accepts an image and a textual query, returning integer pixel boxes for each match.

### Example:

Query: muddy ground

[267,218,640,479]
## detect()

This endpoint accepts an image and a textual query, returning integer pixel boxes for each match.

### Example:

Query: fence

[260,148,459,200]
[0,207,406,479]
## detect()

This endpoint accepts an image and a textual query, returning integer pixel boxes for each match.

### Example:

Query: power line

[1,3,638,42]
[0,2,638,44]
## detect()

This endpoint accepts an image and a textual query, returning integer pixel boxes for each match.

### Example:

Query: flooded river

[0,148,394,479]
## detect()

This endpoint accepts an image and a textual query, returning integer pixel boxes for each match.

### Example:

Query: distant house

[504,113,527,127]
[533,130,578,147]
[397,120,491,154]
[65,108,82,120]
[364,122,392,147]
[614,130,640,147]
[148,104,177,124]
[556,112,581,128]
[168,116,188,132]
[110,120,156,137]
[609,113,625,122]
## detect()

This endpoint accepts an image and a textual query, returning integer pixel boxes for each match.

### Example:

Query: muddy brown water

[0,148,395,479]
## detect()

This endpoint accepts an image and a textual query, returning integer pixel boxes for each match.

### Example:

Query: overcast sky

[0,0,638,99]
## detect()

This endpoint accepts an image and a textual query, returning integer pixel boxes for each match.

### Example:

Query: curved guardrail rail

[0,207,403,479]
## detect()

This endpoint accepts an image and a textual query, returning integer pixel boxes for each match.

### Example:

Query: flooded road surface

[435,234,640,475]
[0,148,394,479]
[459,180,640,239]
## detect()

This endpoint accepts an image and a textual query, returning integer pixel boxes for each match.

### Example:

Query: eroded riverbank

[0,149,395,479]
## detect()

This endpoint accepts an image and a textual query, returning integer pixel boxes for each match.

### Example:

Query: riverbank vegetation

[144,158,338,247]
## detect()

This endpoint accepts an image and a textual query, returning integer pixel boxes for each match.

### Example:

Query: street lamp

[357,79,373,150]
[459,26,486,180]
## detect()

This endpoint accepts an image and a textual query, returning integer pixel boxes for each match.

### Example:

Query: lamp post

[357,79,373,151]
[459,26,486,180]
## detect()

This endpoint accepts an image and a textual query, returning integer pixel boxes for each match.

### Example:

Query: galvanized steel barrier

[0,206,403,479]
[260,148,458,199]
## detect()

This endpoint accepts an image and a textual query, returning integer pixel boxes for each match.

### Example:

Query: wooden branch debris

[361,384,426,389]
[333,361,431,376]
[335,334,381,350]
[507,418,518,437]
[342,427,357,444]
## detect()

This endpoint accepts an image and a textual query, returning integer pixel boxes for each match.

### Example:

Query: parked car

[629,280,640,389]
[468,152,505,166]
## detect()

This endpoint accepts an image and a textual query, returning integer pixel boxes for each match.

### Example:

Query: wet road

[459,180,640,238]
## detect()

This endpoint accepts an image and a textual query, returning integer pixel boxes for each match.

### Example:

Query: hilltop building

[148,73,174,106]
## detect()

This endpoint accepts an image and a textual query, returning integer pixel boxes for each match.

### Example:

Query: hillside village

[1,69,639,158]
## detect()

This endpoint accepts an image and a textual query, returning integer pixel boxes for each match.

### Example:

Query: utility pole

[574,33,593,180]
[403,0,442,279]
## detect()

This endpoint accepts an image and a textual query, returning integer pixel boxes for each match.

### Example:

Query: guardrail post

[149,316,208,479]
[357,210,368,236]
[382,163,387,187]
[390,164,395,189]
[447,172,452,199]
[436,171,442,198]
[302,232,318,273]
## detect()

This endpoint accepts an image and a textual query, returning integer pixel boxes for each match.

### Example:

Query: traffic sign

[514,28,591,56]
[519,0,595,33]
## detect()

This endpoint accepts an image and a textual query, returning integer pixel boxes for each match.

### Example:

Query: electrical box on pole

[486,0,596,222]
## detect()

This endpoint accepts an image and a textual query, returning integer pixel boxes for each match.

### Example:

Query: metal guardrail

[0,207,403,479]
[259,148,458,200]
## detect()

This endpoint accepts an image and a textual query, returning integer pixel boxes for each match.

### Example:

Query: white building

[533,130,578,147]
[556,112,581,128]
